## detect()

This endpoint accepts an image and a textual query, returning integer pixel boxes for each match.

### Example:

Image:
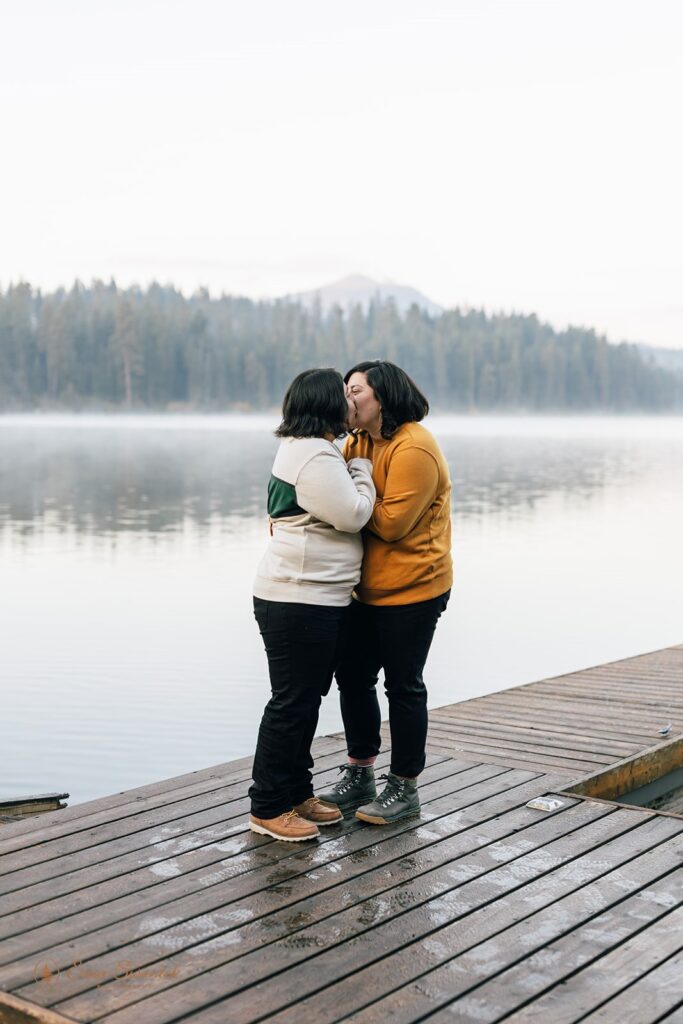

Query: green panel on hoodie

[267,474,305,519]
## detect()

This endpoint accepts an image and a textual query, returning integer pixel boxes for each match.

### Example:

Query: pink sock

[348,756,377,767]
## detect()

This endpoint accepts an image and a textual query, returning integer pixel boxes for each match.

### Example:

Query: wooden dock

[1,644,682,1024]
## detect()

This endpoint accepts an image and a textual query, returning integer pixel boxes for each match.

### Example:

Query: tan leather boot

[249,809,320,842]
[294,796,343,825]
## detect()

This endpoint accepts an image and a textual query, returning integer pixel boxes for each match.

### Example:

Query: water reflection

[2,414,682,805]
[0,419,275,539]
[0,415,662,539]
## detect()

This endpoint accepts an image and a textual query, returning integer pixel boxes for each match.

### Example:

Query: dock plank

[0,750,445,896]
[0,992,77,1024]
[0,763,509,975]
[0,752,400,917]
[428,712,639,757]
[0,643,681,1024]
[425,722,619,765]
[17,773,570,1016]
[406,852,683,1023]
[271,821,683,1024]
[580,953,682,1023]
[424,741,587,775]
[433,700,661,735]
[0,736,349,846]
[75,813,678,1024]
[461,692,683,729]
[0,743,353,866]
[506,903,683,1023]
[432,871,681,1023]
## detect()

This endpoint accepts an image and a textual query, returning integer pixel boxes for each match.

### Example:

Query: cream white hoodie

[253,437,375,606]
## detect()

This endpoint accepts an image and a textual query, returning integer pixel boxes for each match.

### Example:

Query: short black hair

[276,368,349,439]
[344,360,429,439]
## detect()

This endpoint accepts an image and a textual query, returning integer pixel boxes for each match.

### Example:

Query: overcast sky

[1,0,682,347]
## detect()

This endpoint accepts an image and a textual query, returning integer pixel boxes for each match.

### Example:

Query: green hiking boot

[355,772,420,824]
[317,764,377,812]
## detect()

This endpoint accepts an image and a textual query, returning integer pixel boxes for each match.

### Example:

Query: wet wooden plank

[558,662,683,680]
[440,722,653,751]
[425,735,613,770]
[63,810,675,1024]
[579,952,683,1023]
[0,756,479,934]
[0,774,254,868]
[437,871,681,1023]
[0,992,77,1024]
[519,680,683,708]
[426,721,620,764]
[41,798,610,1024]
[522,681,679,699]
[425,743,582,776]
[1,643,681,1024]
[470,678,682,708]
[563,667,683,682]
[428,712,639,757]
[0,763,517,946]
[0,739,350,858]
[433,702,659,741]
[449,707,682,748]
[0,795,69,816]
[431,701,656,740]
[505,903,683,1023]
[0,747,397,887]
[297,823,683,1024]
[0,736,350,846]
[424,739,598,775]
[13,773,564,1015]
[0,759,494,980]
[0,753,276,841]
[462,692,683,729]
[0,750,399,911]
[566,735,683,802]
[577,681,682,697]
[551,661,683,678]
[406,857,683,1023]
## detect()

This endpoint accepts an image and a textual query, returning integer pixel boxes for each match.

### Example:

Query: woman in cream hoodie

[249,368,375,842]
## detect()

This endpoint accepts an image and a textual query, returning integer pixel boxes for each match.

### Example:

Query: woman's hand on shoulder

[347,457,372,474]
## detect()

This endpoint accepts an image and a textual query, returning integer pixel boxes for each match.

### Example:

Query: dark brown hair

[345,360,429,440]
[276,368,349,438]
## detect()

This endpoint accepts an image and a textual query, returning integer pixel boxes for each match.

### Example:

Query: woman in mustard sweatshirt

[319,360,453,824]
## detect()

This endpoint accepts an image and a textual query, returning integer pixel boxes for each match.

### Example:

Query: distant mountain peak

[286,274,442,317]
[330,273,378,289]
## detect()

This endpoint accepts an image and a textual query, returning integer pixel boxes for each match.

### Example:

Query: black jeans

[335,590,450,778]
[249,597,347,819]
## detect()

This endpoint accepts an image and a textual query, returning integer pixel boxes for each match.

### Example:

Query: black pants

[335,590,450,778]
[249,597,347,819]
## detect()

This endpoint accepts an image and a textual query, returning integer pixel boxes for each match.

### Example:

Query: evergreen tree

[0,280,680,412]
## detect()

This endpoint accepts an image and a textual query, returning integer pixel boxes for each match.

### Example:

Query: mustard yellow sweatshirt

[343,422,453,605]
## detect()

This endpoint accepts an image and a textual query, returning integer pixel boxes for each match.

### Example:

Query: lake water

[2,414,682,806]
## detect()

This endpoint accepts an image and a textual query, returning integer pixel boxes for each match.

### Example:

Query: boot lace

[334,764,366,795]
[375,773,406,808]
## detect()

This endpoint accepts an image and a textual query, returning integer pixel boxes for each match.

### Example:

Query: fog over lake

[2,414,682,805]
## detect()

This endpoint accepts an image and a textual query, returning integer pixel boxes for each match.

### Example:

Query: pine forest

[1,281,680,412]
